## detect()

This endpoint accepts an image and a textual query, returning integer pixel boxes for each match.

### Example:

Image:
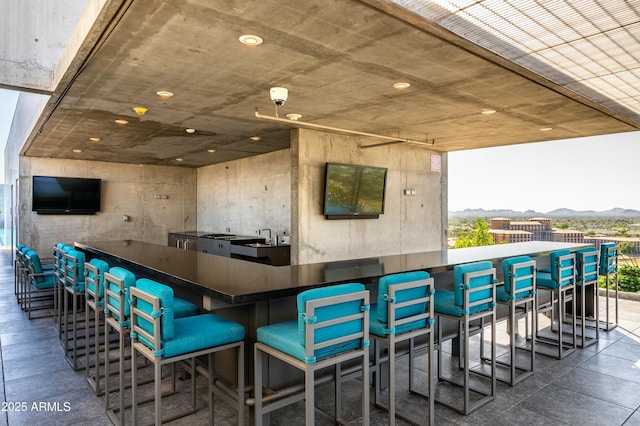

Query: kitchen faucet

[260,228,272,244]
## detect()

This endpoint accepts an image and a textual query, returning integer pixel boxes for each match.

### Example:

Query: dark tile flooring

[2,246,640,425]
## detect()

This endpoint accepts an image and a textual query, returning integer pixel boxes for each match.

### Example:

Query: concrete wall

[292,128,446,264]
[19,157,196,255]
[197,150,292,239]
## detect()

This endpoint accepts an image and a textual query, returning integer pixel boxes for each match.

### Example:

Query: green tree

[454,217,495,248]
[615,228,629,237]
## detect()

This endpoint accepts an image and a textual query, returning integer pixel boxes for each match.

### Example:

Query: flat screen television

[323,162,387,219]
[32,176,102,214]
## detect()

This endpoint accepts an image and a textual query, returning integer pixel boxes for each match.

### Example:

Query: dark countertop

[75,240,587,305]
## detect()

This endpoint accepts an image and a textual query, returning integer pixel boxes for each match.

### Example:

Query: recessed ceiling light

[115,119,128,125]
[156,90,174,98]
[73,149,82,153]
[239,34,263,46]
[89,137,100,142]
[286,113,302,121]
[207,149,216,153]
[540,127,553,131]
[393,82,411,89]
[132,106,148,115]
[481,109,496,114]
[176,158,184,162]
[250,136,261,141]
[186,128,196,134]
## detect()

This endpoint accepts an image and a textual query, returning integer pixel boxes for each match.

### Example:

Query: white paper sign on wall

[430,154,441,172]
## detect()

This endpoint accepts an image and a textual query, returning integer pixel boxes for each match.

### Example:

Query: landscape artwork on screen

[323,163,387,219]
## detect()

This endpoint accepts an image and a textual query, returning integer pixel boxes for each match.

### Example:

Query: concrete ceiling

[20,0,640,167]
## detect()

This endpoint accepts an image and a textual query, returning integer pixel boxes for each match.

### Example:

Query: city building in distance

[490,217,640,253]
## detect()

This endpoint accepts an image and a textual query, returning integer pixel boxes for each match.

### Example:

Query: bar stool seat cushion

[434,291,463,317]
[535,271,556,289]
[497,256,535,302]
[162,314,245,358]
[257,320,306,360]
[173,297,200,318]
[133,279,245,358]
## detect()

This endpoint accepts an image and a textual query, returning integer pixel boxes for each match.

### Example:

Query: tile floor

[3,246,640,425]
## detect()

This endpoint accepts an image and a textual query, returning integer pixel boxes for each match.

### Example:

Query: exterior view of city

[448,210,640,293]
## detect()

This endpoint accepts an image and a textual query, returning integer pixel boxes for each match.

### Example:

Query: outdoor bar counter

[75,239,589,397]
[75,240,587,308]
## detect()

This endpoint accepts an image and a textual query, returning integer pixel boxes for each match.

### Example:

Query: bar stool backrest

[26,250,46,284]
[502,256,536,300]
[575,247,599,283]
[131,278,176,347]
[85,258,110,306]
[64,250,86,291]
[104,267,136,326]
[296,283,370,363]
[453,261,497,314]
[376,271,434,335]
[599,242,618,275]
[549,249,575,287]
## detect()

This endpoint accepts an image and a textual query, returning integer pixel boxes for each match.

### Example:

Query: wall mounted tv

[323,162,387,219]
[32,176,102,214]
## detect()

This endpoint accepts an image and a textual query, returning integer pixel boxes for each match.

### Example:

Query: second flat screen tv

[32,176,101,214]
[323,162,387,219]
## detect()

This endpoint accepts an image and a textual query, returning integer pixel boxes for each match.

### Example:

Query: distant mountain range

[449,207,640,218]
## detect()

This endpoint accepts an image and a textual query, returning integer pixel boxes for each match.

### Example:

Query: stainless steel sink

[230,243,291,265]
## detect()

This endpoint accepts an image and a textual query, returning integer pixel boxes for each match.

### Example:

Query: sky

[448,130,640,213]
[0,89,19,184]
[0,88,638,212]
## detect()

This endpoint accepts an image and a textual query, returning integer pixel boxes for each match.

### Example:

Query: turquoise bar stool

[63,249,87,370]
[103,271,200,425]
[23,249,56,319]
[434,261,497,415]
[129,278,246,425]
[104,266,137,426]
[14,245,29,303]
[575,247,600,347]
[53,244,74,337]
[496,256,536,386]
[254,283,370,426]
[17,245,39,306]
[599,242,619,331]
[370,271,435,425]
[536,249,576,359]
[84,258,110,395]
[14,244,26,297]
